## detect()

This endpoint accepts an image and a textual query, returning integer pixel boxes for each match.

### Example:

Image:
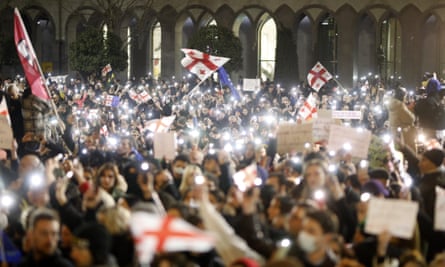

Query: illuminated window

[259,16,277,81]
[152,22,162,79]
[127,26,131,79]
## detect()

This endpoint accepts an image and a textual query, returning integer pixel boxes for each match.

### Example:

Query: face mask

[297,231,318,253]
[173,167,184,175]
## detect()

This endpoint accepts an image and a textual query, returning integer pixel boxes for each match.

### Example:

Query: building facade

[1,0,445,88]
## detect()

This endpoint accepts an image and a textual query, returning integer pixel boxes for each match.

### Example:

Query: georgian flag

[101,64,112,77]
[129,90,152,104]
[307,62,333,92]
[298,93,318,121]
[104,95,120,107]
[130,212,214,264]
[14,8,49,100]
[144,115,176,133]
[181,48,230,81]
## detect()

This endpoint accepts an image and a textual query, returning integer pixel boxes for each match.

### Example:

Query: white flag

[144,115,176,133]
[130,212,214,264]
[307,62,333,92]
[181,48,230,81]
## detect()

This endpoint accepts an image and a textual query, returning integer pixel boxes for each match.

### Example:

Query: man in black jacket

[19,208,73,267]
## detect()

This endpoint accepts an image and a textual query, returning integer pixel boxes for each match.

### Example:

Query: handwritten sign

[332,110,362,120]
[276,123,313,154]
[435,186,445,231]
[327,125,371,158]
[308,111,340,142]
[243,78,261,91]
[365,198,419,239]
[153,132,177,160]
[0,117,13,150]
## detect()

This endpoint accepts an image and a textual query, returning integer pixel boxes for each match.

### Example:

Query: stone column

[399,6,423,88]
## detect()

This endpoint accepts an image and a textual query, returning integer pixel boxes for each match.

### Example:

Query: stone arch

[175,11,196,76]
[232,12,255,78]
[295,12,314,81]
[316,12,338,74]
[257,12,277,80]
[215,4,235,28]
[421,13,440,74]
[357,12,377,78]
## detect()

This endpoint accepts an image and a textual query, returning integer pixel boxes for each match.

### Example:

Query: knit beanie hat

[74,223,111,264]
[423,148,445,167]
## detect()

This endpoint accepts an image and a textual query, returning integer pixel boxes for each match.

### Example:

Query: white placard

[435,186,445,231]
[327,124,371,158]
[332,110,362,120]
[365,198,419,239]
[153,132,177,160]
[243,78,261,91]
[276,123,313,154]
[0,117,13,150]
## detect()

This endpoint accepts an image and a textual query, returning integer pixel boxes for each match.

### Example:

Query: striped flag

[130,212,214,264]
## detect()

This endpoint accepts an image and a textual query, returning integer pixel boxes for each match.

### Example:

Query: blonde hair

[97,206,130,235]
[179,165,203,197]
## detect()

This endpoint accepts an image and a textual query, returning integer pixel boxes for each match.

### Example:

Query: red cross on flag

[181,48,230,81]
[0,98,11,125]
[298,93,318,121]
[307,62,333,92]
[14,8,50,100]
[101,64,112,77]
[144,115,176,133]
[130,212,214,264]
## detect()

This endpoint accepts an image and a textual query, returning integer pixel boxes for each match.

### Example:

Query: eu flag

[217,67,241,101]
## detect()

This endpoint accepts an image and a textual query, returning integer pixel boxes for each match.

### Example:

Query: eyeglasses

[72,237,89,249]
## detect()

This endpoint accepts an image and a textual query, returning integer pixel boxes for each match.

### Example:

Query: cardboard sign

[332,110,362,120]
[0,117,13,150]
[153,132,177,160]
[435,186,445,231]
[365,198,419,239]
[276,123,313,154]
[327,124,371,158]
[307,111,340,142]
[243,78,261,91]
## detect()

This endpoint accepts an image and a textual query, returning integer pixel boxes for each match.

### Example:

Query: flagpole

[333,77,348,92]
[15,8,70,154]
[185,77,208,99]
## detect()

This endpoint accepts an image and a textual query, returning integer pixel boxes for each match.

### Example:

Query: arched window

[379,17,401,81]
[258,15,277,81]
[152,21,162,79]
[318,14,338,75]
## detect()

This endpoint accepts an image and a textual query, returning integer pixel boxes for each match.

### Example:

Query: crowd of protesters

[0,70,444,267]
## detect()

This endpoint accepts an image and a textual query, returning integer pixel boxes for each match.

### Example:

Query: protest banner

[153,132,177,160]
[332,110,362,120]
[365,198,419,239]
[0,117,13,150]
[243,78,261,91]
[327,124,371,158]
[276,123,312,154]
